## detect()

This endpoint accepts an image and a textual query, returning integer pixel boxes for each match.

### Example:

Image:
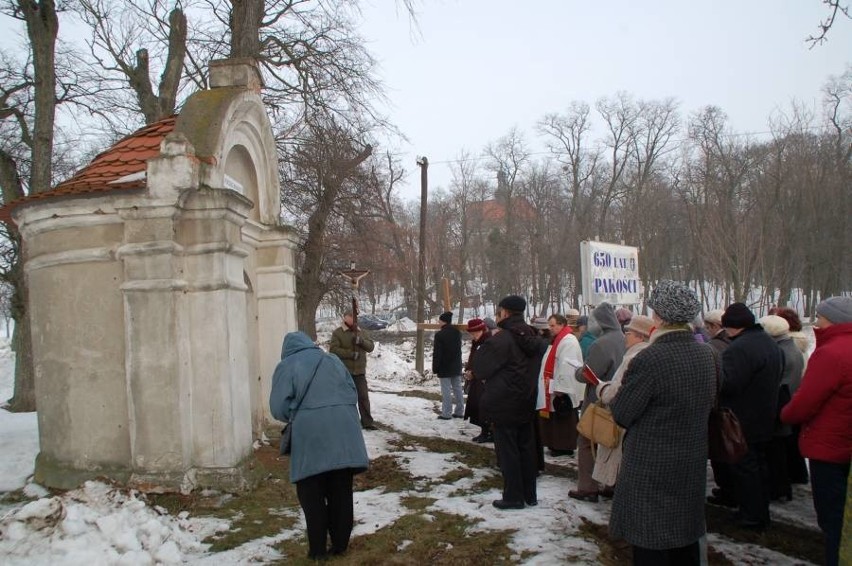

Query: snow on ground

[0,334,821,565]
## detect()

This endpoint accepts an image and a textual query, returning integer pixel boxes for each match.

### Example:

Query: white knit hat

[759,315,790,337]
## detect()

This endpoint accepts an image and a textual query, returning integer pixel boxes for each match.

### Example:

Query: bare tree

[808,0,851,46]
[75,0,188,125]
[0,0,63,411]
[279,117,372,338]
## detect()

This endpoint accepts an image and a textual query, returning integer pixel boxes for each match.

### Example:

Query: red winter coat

[780,322,852,464]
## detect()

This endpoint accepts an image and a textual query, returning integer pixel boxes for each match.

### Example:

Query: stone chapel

[7,59,297,492]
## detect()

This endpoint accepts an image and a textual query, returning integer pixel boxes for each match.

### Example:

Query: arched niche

[224,144,260,223]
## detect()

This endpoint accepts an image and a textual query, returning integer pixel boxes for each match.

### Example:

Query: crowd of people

[268,290,852,565]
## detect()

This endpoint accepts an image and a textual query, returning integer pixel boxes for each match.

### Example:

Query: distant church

[6,59,297,492]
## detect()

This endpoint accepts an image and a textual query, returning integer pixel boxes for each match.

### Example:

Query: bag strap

[290,356,324,418]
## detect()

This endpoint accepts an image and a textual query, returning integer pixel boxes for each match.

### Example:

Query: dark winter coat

[269,332,369,483]
[329,324,375,375]
[609,328,716,549]
[708,329,732,354]
[575,303,626,405]
[720,324,784,443]
[464,331,491,427]
[432,323,463,377]
[781,322,852,464]
[472,314,546,426]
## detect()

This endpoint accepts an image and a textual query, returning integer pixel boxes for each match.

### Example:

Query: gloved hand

[352,351,360,361]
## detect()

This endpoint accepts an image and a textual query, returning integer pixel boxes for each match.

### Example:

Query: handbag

[577,401,622,449]
[279,358,323,456]
[707,363,748,464]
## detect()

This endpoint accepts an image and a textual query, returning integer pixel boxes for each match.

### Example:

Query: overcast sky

[359,0,852,201]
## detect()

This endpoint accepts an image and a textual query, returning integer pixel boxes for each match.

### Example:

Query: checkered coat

[609,328,716,549]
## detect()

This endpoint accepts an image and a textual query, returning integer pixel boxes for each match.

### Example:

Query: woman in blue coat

[269,331,369,560]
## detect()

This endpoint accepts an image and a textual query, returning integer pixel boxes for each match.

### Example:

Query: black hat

[498,295,526,313]
[722,302,755,329]
[439,311,453,323]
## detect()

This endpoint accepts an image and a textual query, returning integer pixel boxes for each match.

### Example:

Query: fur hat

[647,280,702,324]
[816,296,852,324]
[439,311,453,323]
[615,307,633,325]
[760,315,790,337]
[625,315,655,338]
[483,317,497,330]
[531,316,549,330]
[577,315,589,327]
[466,318,486,333]
[722,303,755,329]
[498,295,526,313]
[703,309,725,326]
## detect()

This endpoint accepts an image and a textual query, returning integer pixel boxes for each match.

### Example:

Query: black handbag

[279,359,323,456]
[707,364,748,464]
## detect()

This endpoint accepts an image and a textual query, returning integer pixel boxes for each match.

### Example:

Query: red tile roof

[0,116,178,224]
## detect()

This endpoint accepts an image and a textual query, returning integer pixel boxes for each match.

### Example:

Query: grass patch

[578,518,632,565]
[0,489,31,505]
[355,454,415,494]
[401,495,437,511]
[147,445,300,552]
[273,511,517,565]
[390,389,442,402]
[705,504,822,564]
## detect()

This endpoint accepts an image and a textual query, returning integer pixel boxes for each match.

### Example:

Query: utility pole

[415,156,428,374]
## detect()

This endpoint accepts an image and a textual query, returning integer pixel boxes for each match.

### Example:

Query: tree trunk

[229,0,264,59]
[6,253,35,412]
[20,0,58,196]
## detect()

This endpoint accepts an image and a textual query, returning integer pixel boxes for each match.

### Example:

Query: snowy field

[0,330,821,565]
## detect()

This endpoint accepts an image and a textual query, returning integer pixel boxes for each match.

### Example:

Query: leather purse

[577,401,622,448]
[707,364,748,463]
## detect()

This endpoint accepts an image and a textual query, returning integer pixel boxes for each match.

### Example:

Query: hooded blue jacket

[269,332,369,482]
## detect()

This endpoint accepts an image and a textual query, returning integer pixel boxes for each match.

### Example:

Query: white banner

[580,241,641,306]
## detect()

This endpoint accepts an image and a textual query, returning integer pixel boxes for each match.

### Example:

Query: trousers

[296,468,356,559]
[492,421,537,504]
[351,373,373,426]
[439,375,464,417]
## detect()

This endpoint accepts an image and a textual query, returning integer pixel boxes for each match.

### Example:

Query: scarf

[539,325,574,418]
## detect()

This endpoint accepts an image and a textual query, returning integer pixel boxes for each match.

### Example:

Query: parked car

[357,314,389,330]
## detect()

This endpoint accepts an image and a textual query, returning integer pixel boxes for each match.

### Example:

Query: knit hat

[703,309,725,325]
[466,318,486,332]
[498,295,526,313]
[439,311,453,323]
[530,316,549,330]
[615,307,633,326]
[759,315,790,337]
[647,280,702,324]
[721,302,755,329]
[816,296,852,324]
[624,315,655,338]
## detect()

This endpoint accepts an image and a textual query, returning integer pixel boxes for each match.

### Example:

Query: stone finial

[209,58,264,90]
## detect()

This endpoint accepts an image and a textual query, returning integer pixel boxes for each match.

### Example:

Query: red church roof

[0,116,178,224]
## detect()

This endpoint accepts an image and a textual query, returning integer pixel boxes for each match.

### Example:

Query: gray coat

[775,335,805,436]
[609,328,716,550]
[575,303,625,405]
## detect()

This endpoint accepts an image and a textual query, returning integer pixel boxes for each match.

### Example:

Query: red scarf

[540,325,573,416]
